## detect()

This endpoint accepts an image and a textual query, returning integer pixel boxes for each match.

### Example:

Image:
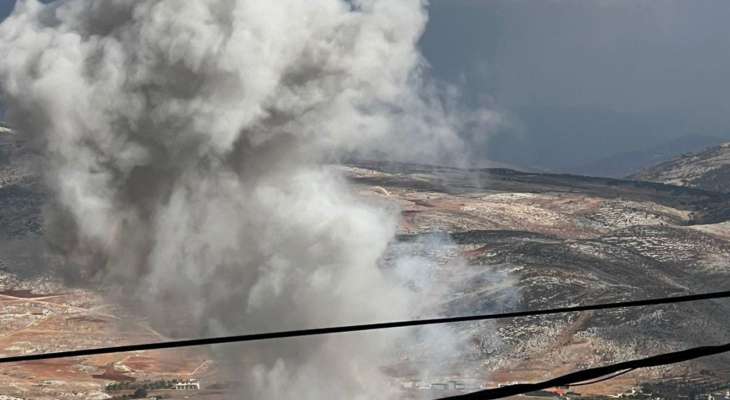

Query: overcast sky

[0,1,16,20]
[427,0,730,114]
[422,0,730,171]
[3,0,730,172]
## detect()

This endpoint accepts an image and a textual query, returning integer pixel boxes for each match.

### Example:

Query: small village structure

[174,379,200,390]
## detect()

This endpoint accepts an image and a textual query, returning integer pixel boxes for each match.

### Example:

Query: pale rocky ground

[2,132,730,398]
[345,161,730,398]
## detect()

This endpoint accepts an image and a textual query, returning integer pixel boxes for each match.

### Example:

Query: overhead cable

[568,368,635,387]
[1,290,728,364]
[438,343,730,399]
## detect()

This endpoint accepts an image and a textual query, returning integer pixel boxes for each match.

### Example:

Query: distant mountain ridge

[570,134,725,178]
[484,105,729,174]
[629,142,730,193]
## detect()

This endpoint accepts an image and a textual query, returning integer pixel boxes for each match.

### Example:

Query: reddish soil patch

[124,350,207,374]
[410,199,436,208]
[121,355,158,371]
[13,359,89,381]
[92,366,136,382]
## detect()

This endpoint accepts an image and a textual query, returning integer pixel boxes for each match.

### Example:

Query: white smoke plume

[0,0,492,398]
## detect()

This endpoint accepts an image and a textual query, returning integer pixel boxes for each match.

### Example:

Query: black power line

[438,342,730,400]
[568,368,635,387]
[1,290,729,364]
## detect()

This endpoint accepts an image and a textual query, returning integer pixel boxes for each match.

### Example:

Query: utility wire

[567,368,635,387]
[1,290,729,364]
[438,342,730,399]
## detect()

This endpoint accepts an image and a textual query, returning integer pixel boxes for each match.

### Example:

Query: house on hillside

[174,379,200,390]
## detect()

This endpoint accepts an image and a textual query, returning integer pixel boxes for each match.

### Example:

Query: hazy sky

[422,0,730,170]
[426,0,730,114]
[3,0,730,172]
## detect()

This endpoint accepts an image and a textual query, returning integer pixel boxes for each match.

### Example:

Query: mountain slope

[3,151,730,397]
[630,143,730,193]
[346,161,730,397]
[572,135,724,178]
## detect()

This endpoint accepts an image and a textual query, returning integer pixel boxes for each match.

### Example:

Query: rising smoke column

[0,0,477,398]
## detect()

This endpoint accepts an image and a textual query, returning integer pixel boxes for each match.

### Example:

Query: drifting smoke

[0,0,496,398]
[387,233,520,384]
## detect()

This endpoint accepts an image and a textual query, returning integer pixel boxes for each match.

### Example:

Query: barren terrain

[3,130,730,398]
[347,160,730,398]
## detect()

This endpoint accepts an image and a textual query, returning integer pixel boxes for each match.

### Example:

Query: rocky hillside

[346,161,730,397]
[629,142,730,193]
[3,136,730,397]
[0,127,43,240]
[572,134,723,178]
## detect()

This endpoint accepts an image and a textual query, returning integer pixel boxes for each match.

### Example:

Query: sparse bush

[105,379,174,393]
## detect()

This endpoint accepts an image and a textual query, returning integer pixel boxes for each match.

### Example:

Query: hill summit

[630,142,730,193]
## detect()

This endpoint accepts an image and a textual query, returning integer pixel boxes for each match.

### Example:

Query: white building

[174,379,200,390]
